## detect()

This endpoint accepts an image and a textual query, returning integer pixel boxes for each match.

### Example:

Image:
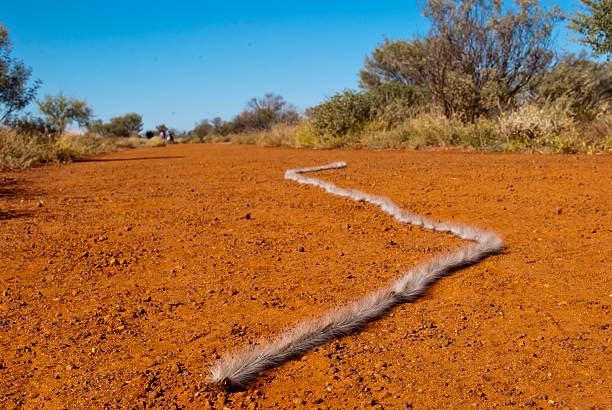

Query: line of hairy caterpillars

[209,162,504,391]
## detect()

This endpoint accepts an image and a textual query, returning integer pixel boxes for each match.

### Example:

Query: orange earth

[0,144,610,409]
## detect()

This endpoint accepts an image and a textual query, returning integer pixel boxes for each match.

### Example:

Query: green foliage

[192,119,214,142]
[36,92,92,138]
[360,0,563,120]
[105,113,143,137]
[307,82,420,146]
[570,0,612,59]
[368,81,421,126]
[535,55,612,121]
[308,90,371,146]
[0,23,41,124]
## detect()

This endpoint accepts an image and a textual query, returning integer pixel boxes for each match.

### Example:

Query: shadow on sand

[75,156,185,163]
[0,209,34,221]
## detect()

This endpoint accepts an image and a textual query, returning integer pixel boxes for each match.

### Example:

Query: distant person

[166,130,174,144]
[160,130,165,140]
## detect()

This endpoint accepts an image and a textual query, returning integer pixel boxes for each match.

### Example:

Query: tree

[106,113,143,137]
[87,119,108,136]
[570,0,612,59]
[233,93,300,132]
[535,54,612,120]
[0,23,41,124]
[36,92,92,137]
[360,0,563,120]
[155,124,168,135]
[193,119,213,142]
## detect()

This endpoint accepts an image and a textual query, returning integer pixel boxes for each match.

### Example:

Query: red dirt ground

[0,144,610,409]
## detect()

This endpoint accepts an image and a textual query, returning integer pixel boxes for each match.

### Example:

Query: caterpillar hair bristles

[208,162,503,391]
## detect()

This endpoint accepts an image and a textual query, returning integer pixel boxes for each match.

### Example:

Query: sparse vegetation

[1,1,611,172]
[0,127,165,170]
[224,0,610,155]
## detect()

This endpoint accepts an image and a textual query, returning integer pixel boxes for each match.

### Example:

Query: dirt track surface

[1,144,610,409]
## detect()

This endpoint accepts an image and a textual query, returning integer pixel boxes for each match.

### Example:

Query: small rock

[37,200,43,207]
[65,364,74,371]
[525,400,536,406]
[328,367,338,374]
[293,398,305,405]
[244,213,251,220]
[168,300,181,306]
[298,246,305,252]
[147,390,159,399]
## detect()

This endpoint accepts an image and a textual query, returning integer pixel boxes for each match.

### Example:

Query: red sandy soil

[0,144,610,409]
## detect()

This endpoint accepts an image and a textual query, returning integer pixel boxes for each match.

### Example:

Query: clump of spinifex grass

[229,123,303,147]
[0,129,168,170]
[0,128,47,170]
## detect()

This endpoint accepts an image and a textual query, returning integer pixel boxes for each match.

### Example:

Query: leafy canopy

[36,92,92,137]
[0,23,41,124]
[569,0,612,59]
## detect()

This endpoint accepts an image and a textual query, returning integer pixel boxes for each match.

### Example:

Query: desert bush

[359,112,498,150]
[360,0,563,120]
[0,128,45,169]
[148,136,166,147]
[498,103,573,150]
[307,82,420,147]
[232,94,300,133]
[308,90,371,147]
[0,128,171,170]
[535,56,612,121]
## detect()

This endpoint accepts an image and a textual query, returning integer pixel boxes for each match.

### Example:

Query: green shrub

[308,89,371,147]
[307,82,420,147]
[535,56,612,122]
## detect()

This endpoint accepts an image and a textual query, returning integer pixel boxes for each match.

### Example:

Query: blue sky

[2,0,586,132]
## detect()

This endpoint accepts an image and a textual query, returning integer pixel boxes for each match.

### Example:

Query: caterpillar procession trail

[209,162,504,391]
